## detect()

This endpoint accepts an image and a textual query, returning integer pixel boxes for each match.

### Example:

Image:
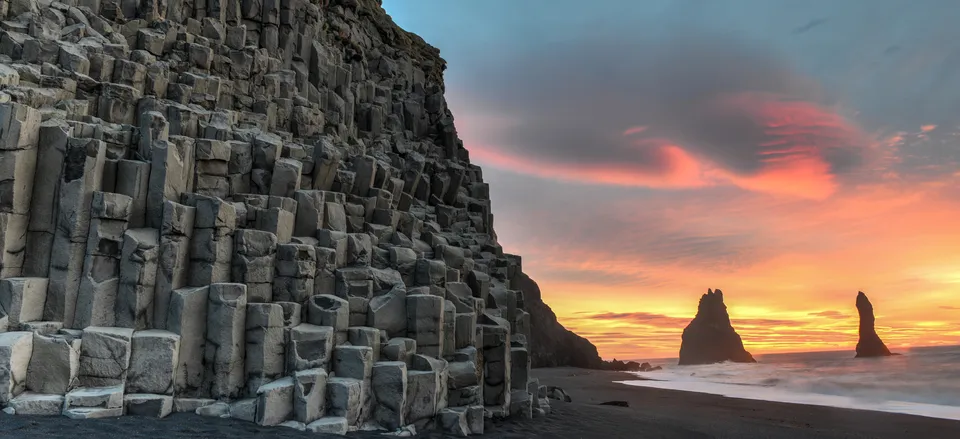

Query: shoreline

[1,368,958,438]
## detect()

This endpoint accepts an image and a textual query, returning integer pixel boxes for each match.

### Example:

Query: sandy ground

[2,368,959,438]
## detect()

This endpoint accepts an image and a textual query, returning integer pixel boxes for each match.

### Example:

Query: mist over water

[621,345,960,420]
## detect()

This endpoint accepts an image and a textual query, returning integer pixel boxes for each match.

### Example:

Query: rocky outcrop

[855,291,894,358]
[678,289,756,365]
[515,272,603,369]
[0,0,554,434]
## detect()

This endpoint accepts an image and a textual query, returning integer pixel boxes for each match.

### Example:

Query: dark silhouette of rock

[546,386,573,402]
[599,401,630,407]
[678,289,756,365]
[516,272,605,369]
[600,359,664,371]
[855,291,896,358]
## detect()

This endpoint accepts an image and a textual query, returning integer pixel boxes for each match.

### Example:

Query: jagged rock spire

[855,291,894,358]
[678,288,756,365]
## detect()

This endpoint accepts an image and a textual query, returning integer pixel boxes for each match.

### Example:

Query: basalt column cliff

[0,0,550,434]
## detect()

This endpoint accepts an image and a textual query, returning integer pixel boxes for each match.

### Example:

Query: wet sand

[2,367,959,438]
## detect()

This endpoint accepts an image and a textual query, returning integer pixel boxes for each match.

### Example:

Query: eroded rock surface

[678,289,756,365]
[0,0,553,433]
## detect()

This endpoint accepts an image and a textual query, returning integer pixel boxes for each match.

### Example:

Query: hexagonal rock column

[0,277,48,331]
[77,326,134,388]
[0,331,33,404]
[26,333,81,395]
[193,139,231,199]
[167,286,208,397]
[406,294,444,358]
[114,228,160,329]
[203,283,247,400]
[273,243,316,304]
[245,303,285,395]
[405,355,448,427]
[326,377,362,427]
[188,196,235,287]
[306,294,348,344]
[293,368,328,424]
[154,201,196,329]
[481,313,512,415]
[0,103,40,278]
[44,138,106,329]
[447,350,482,407]
[367,285,407,338]
[232,229,278,303]
[73,192,133,328]
[285,323,335,373]
[256,377,294,426]
[21,119,68,278]
[372,361,407,430]
[126,330,180,395]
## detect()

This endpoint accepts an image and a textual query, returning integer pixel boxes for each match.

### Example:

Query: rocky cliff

[0,0,554,434]
[678,289,756,365]
[514,272,603,369]
[855,291,894,358]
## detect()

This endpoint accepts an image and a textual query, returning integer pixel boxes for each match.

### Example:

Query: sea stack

[855,291,894,358]
[678,289,756,365]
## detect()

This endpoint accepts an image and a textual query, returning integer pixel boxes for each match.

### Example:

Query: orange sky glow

[455,97,960,361]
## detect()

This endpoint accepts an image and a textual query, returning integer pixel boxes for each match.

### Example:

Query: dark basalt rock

[855,291,896,358]
[678,289,756,365]
[516,272,604,369]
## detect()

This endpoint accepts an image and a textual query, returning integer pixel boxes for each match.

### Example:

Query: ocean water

[619,345,960,421]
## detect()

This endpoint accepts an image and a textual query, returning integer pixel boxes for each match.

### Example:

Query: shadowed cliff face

[856,291,894,358]
[515,272,604,369]
[678,289,756,365]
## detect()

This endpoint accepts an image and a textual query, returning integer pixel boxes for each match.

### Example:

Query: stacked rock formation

[855,291,894,358]
[0,0,551,435]
[678,289,756,365]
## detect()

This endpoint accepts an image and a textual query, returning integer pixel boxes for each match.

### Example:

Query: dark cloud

[808,310,848,319]
[461,31,867,180]
[940,306,960,310]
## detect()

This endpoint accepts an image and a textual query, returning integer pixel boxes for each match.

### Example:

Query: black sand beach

[3,368,959,438]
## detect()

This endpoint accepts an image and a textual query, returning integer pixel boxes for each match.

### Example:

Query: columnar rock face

[0,0,547,433]
[855,291,894,358]
[678,289,756,365]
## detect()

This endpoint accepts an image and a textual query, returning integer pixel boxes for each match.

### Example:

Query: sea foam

[619,345,960,421]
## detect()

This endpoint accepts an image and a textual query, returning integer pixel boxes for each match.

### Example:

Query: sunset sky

[383,0,960,359]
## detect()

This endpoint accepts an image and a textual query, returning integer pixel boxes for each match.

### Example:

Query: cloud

[456,32,873,199]
[940,306,960,310]
[808,310,849,319]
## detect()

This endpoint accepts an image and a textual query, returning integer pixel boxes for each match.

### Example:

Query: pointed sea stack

[678,289,757,365]
[855,291,895,358]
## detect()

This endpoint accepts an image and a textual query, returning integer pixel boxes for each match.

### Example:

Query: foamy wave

[619,378,960,421]
[618,347,960,421]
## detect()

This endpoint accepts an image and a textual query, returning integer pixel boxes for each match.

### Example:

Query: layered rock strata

[854,291,894,358]
[678,289,756,365]
[0,0,549,434]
